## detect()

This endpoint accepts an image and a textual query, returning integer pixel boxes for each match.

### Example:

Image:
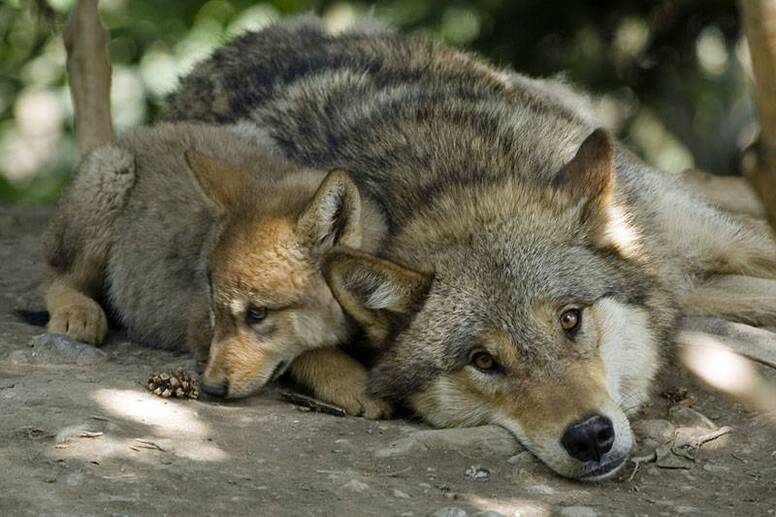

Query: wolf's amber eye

[560,308,581,335]
[246,305,268,325]
[471,351,497,372]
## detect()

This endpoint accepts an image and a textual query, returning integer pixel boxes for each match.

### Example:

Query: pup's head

[185,151,363,398]
[325,129,677,480]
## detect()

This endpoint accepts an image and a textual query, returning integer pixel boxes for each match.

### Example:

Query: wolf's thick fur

[45,121,389,417]
[163,18,776,478]
[164,18,776,479]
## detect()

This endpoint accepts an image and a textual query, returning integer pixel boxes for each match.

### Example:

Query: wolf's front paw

[314,371,392,419]
[48,300,107,346]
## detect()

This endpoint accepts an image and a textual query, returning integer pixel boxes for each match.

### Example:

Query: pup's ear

[184,150,255,216]
[552,128,615,239]
[324,249,430,344]
[297,169,362,253]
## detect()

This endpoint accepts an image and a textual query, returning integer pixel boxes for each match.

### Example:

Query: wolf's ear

[297,169,362,253]
[324,250,430,343]
[552,128,615,241]
[184,150,255,216]
[552,128,614,206]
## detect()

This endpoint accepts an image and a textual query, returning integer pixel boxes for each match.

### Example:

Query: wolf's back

[164,18,594,231]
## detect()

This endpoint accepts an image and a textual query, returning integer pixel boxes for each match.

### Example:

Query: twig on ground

[133,438,165,451]
[688,426,732,449]
[378,466,413,477]
[77,431,104,438]
[627,452,657,482]
[280,392,347,417]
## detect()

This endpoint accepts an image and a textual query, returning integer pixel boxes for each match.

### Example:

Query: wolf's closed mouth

[269,361,288,383]
[578,452,627,480]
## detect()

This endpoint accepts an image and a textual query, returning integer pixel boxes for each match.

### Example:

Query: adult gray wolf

[170,17,776,479]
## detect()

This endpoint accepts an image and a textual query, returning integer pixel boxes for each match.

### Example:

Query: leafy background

[0,0,756,203]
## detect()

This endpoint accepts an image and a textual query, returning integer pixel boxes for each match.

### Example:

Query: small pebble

[393,489,411,499]
[527,484,554,495]
[463,465,490,482]
[341,479,370,493]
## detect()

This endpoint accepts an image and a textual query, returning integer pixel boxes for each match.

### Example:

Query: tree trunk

[740,0,776,227]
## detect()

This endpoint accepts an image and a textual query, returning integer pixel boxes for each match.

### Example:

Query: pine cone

[147,368,199,399]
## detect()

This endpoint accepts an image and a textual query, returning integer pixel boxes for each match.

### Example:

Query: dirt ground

[1,204,775,517]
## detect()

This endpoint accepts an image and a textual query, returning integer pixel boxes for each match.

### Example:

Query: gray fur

[160,18,776,477]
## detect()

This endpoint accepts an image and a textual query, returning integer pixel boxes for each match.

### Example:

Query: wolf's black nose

[202,379,229,398]
[561,415,615,462]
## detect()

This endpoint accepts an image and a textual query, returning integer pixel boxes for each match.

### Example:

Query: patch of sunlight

[0,88,64,182]
[95,388,207,436]
[735,35,752,79]
[196,0,236,26]
[680,332,756,396]
[592,91,637,133]
[139,46,179,98]
[226,4,280,37]
[100,0,129,16]
[696,26,728,76]
[466,494,551,516]
[629,109,694,173]
[110,65,147,130]
[324,2,363,34]
[605,205,642,259]
[441,6,480,45]
[48,0,76,12]
[91,388,228,462]
[679,331,776,425]
[20,38,66,87]
[174,19,224,74]
[613,17,649,61]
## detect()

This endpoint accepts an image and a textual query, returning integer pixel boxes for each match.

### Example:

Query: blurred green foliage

[0,0,755,203]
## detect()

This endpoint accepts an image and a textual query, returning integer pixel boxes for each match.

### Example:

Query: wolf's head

[185,151,365,399]
[325,129,677,480]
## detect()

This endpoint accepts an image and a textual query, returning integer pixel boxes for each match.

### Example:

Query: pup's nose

[561,414,615,462]
[201,379,229,398]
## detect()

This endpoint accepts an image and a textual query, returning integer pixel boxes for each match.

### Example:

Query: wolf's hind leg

[684,275,776,327]
[681,169,766,219]
[289,347,392,419]
[45,147,135,345]
[715,217,776,279]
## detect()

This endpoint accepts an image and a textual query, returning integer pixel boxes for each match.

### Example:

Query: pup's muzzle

[201,379,229,398]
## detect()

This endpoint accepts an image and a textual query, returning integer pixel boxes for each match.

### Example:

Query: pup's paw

[313,370,392,419]
[48,300,107,346]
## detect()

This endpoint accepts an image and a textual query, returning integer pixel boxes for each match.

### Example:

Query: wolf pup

[46,124,388,417]
[165,18,776,479]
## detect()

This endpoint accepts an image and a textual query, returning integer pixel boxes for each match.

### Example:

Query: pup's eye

[560,308,581,336]
[245,305,268,325]
[471,350,498,372]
